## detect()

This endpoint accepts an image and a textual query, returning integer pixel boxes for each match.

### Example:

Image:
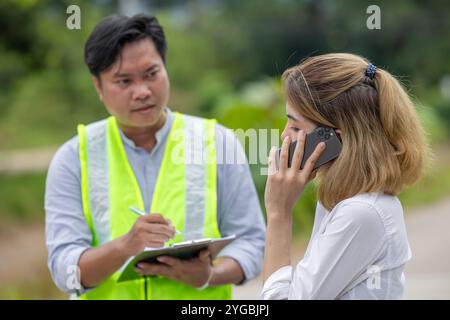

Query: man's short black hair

[84,14,167,78]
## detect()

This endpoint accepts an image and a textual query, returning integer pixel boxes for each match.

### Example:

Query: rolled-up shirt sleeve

[260,265,293,300]
[215,125,266,284]
[261,202,386,299]
[45,138,92,295]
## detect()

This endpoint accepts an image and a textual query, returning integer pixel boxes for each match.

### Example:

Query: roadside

[0,147,57,174]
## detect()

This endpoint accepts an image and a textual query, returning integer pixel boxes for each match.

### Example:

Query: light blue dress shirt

[45,107,266,295]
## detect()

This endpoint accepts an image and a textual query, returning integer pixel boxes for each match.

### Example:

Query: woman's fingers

[267,146,278,176]
[290,130,306,171]
[279,136,291,175]
[302,142,326,177]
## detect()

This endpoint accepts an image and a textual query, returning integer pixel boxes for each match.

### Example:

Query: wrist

[114,235,133,259]
[195,266,214,291]
[267,212,292,223]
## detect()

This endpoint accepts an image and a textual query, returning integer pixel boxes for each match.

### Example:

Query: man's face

[93,38,170,129]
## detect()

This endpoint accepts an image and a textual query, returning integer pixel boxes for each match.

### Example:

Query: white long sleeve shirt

[261,192,412,300]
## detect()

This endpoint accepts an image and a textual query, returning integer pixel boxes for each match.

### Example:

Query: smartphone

[275,127,342,171]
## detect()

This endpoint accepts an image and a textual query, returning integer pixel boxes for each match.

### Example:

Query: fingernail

[300,130,305,138]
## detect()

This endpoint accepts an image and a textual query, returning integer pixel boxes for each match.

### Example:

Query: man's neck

[119,112,167,153]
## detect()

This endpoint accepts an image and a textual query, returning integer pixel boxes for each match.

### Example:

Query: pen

[128,206,182,236]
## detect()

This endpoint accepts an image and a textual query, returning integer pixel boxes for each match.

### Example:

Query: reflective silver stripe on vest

[85,120,111,245]
[183,115,207,240]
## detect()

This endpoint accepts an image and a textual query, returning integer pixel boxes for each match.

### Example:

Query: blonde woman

[262,53,429,299]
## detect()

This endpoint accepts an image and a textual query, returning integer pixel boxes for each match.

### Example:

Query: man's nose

[132,83,152,101]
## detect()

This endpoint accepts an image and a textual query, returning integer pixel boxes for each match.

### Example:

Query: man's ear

[92,76,103,102]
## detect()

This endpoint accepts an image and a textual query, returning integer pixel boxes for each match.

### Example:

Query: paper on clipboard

[117,234,236,282]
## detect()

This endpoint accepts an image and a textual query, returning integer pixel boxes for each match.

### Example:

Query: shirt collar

[118,107,174,150]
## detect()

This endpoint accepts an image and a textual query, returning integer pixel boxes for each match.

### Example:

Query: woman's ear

[335,129,342,141]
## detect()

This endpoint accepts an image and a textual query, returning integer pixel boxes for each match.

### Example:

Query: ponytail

[374,69,429,186]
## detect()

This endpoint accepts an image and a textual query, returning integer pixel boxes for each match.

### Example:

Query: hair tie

[365,63,377,80]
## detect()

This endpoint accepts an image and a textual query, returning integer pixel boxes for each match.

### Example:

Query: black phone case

[276,127,342,170]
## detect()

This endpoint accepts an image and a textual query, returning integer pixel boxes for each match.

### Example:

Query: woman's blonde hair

[282,53,430,211]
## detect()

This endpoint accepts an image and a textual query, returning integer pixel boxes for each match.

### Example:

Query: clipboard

[117,234,236,282]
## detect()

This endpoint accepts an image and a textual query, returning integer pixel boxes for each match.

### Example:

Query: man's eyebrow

[287,113,299,121]
[113,64,159,78]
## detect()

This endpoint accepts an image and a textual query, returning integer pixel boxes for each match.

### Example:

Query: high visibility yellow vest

[76,112,232,299]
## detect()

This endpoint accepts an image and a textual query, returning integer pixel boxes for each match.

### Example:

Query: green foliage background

[1,0,450,228]
[0,0,450,298]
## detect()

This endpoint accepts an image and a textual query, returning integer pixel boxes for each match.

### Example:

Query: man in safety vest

[45,14,266,299]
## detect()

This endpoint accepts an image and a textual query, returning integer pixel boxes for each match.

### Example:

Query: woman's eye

[291,127,300,132]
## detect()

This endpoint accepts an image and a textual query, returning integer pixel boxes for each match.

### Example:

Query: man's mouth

[131,104,156,112]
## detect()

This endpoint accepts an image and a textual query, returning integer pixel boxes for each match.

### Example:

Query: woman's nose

[281,128,288,141]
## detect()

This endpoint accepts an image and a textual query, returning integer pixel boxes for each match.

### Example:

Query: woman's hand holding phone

[264,130,326,220]
[263,130,326,282]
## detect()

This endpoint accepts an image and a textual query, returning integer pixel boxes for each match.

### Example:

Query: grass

[400,163,450,209]
[0,172,46,222]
